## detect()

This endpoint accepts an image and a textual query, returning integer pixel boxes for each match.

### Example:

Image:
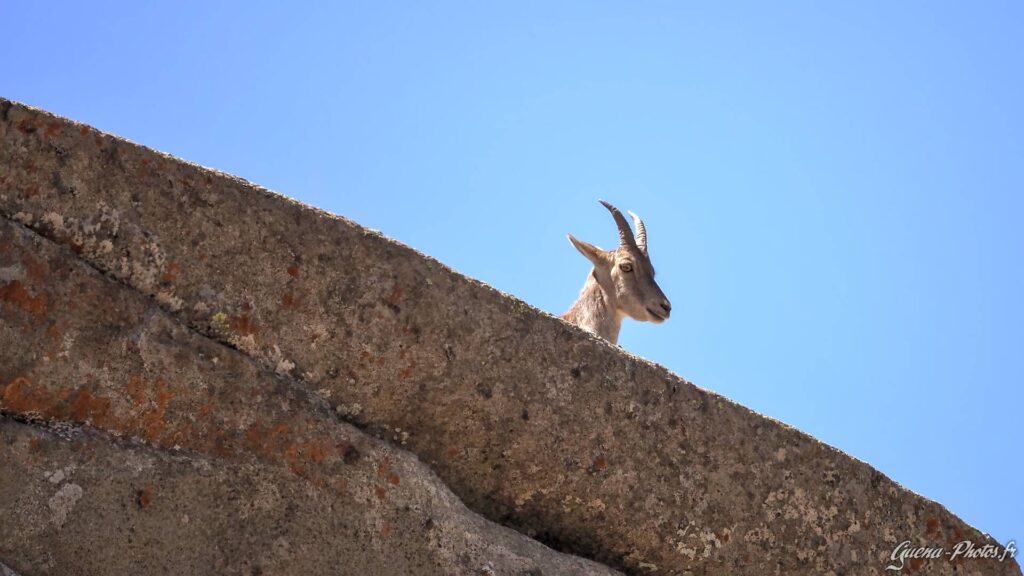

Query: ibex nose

[660,300,672,315]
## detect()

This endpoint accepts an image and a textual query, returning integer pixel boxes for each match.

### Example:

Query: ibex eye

[619,262,633,273]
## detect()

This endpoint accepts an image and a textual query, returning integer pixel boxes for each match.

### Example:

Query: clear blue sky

[5,1,1020,546]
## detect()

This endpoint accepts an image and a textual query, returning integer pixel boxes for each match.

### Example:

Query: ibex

[561,200,671,344]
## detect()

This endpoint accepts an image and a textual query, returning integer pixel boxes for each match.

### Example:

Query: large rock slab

[1,97,1018,575]
[0,416,619,575]
[0,219,618,575]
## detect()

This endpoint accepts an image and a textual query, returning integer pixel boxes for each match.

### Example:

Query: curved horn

[598,200,638,250]
[627,210,647,256]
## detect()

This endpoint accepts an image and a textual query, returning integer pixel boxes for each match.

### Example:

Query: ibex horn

[599,199,638,251]
[627,210,647,256]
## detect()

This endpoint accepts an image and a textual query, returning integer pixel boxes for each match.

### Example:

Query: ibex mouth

[646,307,668,322]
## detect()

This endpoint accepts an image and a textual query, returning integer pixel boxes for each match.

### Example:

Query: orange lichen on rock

[1,377,113,429]
[229,313,258,336]
[69,387,113,426]
[376,457,400,485]
[126,375,147,408]
[0,280,48,318]
[1,376,50,414]
[135,485,154,509]
[305,440,329,464]
[140,379,173,442]
[161,262,180,282]
[20,253,47,282]
[0,372,349,484]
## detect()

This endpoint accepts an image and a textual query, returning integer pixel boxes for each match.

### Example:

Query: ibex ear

[567,234,610,268]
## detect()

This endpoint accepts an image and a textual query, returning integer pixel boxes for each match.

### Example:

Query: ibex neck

[562,270,622,344]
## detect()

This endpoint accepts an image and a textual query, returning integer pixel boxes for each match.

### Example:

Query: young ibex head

[562,200,671,343]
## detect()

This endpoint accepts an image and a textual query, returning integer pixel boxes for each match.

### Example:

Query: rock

[0,218,617,575]
[0,97,1018,575]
